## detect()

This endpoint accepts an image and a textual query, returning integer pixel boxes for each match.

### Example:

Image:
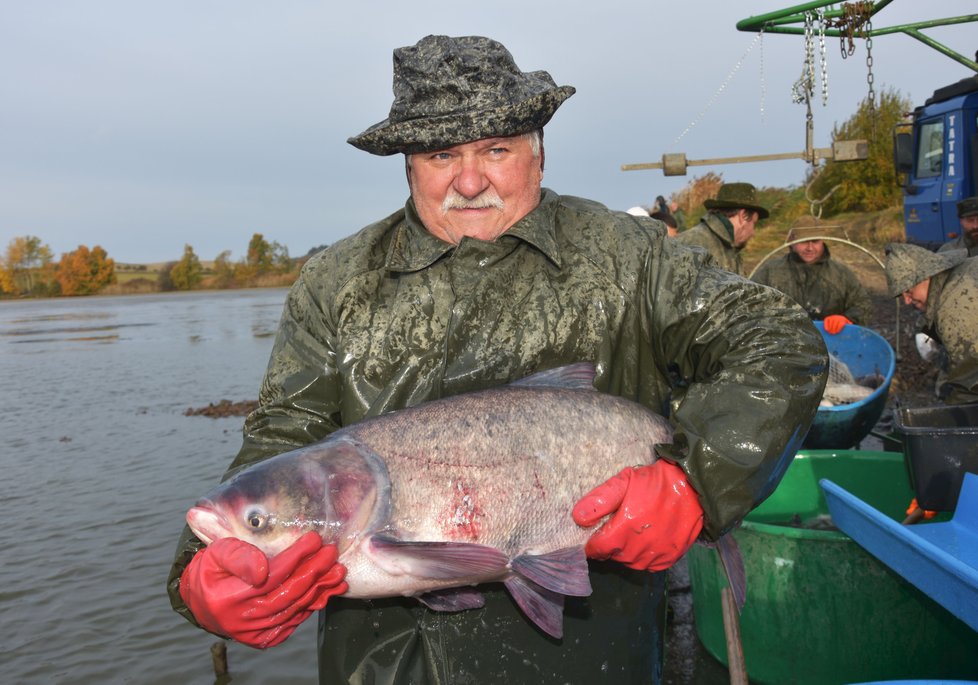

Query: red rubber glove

[572,461,704,572]
[823,315,852,335]
[180,531,348,649]
[905,497,937,521]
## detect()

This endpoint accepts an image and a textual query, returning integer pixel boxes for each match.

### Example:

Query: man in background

[938,196,978,257]
[752,219,872,335]
[886,243,978,404]
[676,182,767,275]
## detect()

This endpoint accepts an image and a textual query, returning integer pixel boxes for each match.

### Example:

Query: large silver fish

[186,363,673,638]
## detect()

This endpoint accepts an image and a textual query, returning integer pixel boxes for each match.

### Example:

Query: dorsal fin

[510,363,597,391]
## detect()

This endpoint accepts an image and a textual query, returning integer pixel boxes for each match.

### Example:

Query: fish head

[186,438,391,558]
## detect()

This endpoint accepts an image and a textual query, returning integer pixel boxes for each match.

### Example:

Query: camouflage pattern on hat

[785,217,846,243]
[703,182,770,220]
[958,196,978,218]
[884,243,969,297]
[348,35,575,156]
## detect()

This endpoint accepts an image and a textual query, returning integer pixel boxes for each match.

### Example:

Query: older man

[886,243,978,403]
[168,35,826,684]
[675,182,768,275]
[752,221,872,334]
[937,196,978,257]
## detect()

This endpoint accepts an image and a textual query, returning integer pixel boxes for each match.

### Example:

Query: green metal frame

[737,1,978,72]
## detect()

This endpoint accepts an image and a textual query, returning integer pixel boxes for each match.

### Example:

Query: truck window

[915,119,944,178]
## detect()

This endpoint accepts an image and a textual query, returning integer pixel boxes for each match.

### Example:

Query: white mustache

[442,189,504,212]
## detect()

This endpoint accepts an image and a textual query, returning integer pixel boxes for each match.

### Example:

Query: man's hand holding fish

[180,531,347,648]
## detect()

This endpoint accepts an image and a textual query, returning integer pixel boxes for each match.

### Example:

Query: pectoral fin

[417,587,486,612]
[368,534,509,579]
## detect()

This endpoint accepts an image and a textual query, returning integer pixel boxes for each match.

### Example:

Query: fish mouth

[186,499,234,545]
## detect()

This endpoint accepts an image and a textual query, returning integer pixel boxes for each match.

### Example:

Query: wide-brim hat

[884,243,969,297]
[958,196,978,218]
[785,216,846,242]
[348,35,575,156]
[703,182,770,220]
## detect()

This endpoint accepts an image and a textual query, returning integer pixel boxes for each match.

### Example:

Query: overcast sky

[1,1,974,264]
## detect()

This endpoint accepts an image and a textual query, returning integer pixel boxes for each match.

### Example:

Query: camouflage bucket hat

[348,35,576,156]
[958,196,978,218]
[884,243,969,297]
[703,183,770,220]
[785,216,845,242]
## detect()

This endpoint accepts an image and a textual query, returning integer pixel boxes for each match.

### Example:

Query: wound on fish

[441,480,484,539]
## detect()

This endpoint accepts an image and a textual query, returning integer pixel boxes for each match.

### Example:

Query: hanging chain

[792,11,816,105]
[827,1,873,59]
[864,14,876,137]
[673,30,763,145]
[817,7,828,106]
[759,26,766,125]
[865,17,875,106]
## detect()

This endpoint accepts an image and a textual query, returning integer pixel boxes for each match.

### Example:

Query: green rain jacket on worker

[168,189,827,684]
[921,257,978,403]
[674,212,745,275]
[938,233,978,257]
[751,246,873,325]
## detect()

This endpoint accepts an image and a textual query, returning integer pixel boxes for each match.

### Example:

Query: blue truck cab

[895,75,978,250]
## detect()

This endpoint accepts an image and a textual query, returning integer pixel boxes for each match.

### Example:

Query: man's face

[733,210,758,247]
[960,213,978,243]
[791,239,825,264]
[407,135,543,244]
[902,279,930,311]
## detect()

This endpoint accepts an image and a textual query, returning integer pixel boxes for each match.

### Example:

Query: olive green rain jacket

[674,212,744,275]
[168,189,827,684]
[922,257,978,403]
[937,233,978,257]
[751,246,873,325]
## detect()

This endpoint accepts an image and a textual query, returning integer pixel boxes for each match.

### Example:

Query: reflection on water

[0,289,320,684]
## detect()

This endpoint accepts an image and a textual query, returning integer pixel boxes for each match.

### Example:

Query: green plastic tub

[687,450,978,685]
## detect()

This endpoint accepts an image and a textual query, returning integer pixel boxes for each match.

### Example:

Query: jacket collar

[385,188,562,272]
[704,212,736,249]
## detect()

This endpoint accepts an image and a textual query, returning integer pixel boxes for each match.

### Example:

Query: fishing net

[822,354,877,406]
[827,354,856,385]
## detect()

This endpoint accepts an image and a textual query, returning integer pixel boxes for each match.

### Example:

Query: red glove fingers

[905,497,938,521]
[239,540,345,621]
[572,461,704,572]
[180,531,348,649]
[823,315,852,335]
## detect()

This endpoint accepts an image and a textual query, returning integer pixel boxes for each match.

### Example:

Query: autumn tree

[671,172,724,226]
[212,250,236,288]
[1,235,54,295]
[239,233,292,282]
[807,87,911,215]
[169,244,203,290]
[56,245,116,296]
[269,240,291,273]
[246,233,274,273]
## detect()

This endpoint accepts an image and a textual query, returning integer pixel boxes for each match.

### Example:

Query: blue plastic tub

[804,321,895,449]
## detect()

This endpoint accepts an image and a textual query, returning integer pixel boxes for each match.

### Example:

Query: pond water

[1,289,319,684]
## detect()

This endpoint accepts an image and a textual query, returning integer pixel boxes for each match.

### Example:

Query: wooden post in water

[210,641,229,678]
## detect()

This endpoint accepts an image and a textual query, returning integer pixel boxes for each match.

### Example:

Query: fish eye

[245,508,269,531]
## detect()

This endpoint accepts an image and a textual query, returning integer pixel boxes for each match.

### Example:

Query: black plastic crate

[894,402,978,511]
